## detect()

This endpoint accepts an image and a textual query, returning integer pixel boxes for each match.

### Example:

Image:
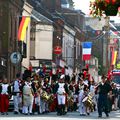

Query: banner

[18,16,30,41]
[82,42,92,61]
[111,50,117,65]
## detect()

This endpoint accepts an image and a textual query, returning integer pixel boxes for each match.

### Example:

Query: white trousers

[22,96,34,114]
[57,94,66,105]
[13,93,20,112]
[78,91,86,115]
[40,99,49,113]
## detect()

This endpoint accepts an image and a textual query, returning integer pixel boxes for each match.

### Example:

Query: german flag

[18,16,30,41]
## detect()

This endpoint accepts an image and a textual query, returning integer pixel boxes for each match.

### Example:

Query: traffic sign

[54,46,62,55]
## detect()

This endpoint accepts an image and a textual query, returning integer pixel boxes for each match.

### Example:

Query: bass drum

[82,96,88,103]
[82,95,94,111]
[67,96,74,111]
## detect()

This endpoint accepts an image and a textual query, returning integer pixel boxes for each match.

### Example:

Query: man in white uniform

[78,78,86,116]
[22,77,34,115]
[55,75,68,115]
[22,70,34,115]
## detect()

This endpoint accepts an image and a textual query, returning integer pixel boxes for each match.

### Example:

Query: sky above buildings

[73,0,120,23]
[73,0,90,15]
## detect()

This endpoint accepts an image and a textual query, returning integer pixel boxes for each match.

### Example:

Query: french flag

[82,42,92,61]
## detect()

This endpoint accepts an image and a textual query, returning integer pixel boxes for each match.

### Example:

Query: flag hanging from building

[18,16,30,41]
[82,42,92,61]
[111,50,117,65]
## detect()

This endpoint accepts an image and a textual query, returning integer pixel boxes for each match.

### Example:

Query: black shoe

[62,111,66,115]
[98,115,102,118]
[38,112,40,115]
[19,109,22,113]
[30,113,33,115]
[106,113,109,117]
[6,112,8,115]
[1,112,4,115]
[45,110,49,113]
[87,112,90,115]
[42,112,45,114]
[14,111,18,114]
[57,113,61,116]
[82,114,86,116]
[24,113,28,115]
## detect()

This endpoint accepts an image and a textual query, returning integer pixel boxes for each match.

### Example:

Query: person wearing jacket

[96,75,112,118]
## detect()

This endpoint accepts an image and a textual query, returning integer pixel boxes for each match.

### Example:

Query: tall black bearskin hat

[22,70,31,81]
[16,73,21,78]
[78,73,84,77]
[101,74,107,79]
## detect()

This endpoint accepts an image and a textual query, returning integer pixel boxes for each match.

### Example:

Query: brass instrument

[41,91,55,103]
[41,90,50,101]
[48,94,55,103]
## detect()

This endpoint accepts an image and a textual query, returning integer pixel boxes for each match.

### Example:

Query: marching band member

[88,78,97,111]
[0,78,11,115]
[22,70,34,115]
[78,77,86,116]
[68,80,76,111]
[34,81,42,114]
[49,79,57,112]
[55,74,68,115]
[41,78,51,114]
[111,83,119,111]
[31,74,41,114]
[83,86,93,115]
[12,73,21,114]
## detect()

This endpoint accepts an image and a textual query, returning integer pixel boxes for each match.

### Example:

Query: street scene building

[0,0,120,119]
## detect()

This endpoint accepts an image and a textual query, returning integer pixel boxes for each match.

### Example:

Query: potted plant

[89,0,120,18]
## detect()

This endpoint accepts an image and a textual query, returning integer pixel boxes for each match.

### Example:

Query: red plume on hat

[86,64,89,70]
